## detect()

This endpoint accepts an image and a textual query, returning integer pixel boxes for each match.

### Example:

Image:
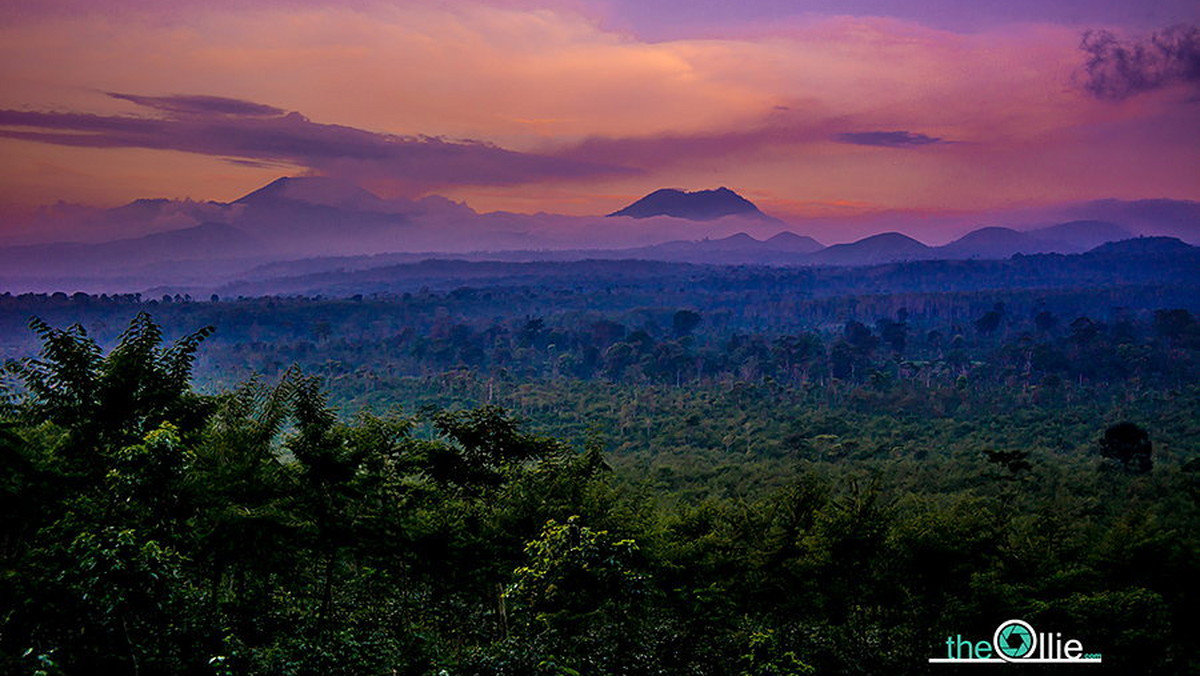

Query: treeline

[5,292,1197,395]
[209,304,1200,397]
[2,315,1197,675]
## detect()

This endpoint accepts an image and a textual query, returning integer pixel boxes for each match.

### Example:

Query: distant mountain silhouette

[1028,220,1131,251]
[937,227,1062,259]
[811,232,931,266]
[235,176,387,211]
[608,187,774,221]
[767,231,824,253]
[0,222,264,278]
[213,242,1199,298]
[1056,198,1200,243]
[121,222,261,258]
[678,232,765,252]
[1085,236,1193,256]
[223,176,426,256]
[3,175,1195,292]
[933,221,1133,259]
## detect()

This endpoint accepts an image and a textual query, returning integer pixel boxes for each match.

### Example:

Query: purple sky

[602,0,1199,37]
[0,0,1197,242]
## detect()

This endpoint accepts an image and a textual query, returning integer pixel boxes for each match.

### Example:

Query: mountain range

[1,177,1197,292]
[209,236,1200,299]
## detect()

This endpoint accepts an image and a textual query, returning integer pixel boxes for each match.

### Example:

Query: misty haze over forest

[1,176,1197,295]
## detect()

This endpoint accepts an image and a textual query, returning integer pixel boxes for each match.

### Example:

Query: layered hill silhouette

[211,237,1200,298]
[938,227,1062,259]
[936,222,1136,259]
[1087,236,1195,256]
[0,223,265,278]
[811,232,930,266]
[1,175,1196,293]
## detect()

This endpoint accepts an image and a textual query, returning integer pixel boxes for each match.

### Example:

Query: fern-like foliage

[4,313,215,450]
[6,318,103,430]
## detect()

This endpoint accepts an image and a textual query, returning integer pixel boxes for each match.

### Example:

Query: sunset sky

[1,0,1197,233]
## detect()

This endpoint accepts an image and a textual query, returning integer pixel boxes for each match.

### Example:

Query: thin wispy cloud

[0,93,633,188]
[834,131,944,148]
[106,93,288,118]
[557,119,947,171]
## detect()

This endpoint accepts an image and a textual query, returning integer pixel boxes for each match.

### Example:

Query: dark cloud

[1079,24,1200,100]
[225,158,293,169]
[834,131,943,147]
[107,92,287,117]
[0,108,170,135]
[0,93,631,187]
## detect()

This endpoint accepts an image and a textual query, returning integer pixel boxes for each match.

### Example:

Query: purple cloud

[107,92,287,117]
[834,130,943,147]
[0,93,632,187]
[1079,24,1200,100]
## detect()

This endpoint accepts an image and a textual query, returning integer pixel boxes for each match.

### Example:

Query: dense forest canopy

[1,252,1198,674]
[5,0,1200,669]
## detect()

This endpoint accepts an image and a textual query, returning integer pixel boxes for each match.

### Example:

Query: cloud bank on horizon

[0,0,1197,239]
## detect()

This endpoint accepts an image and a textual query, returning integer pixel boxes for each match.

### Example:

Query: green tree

[673,310,703,338]
[1098,422,1153,474]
